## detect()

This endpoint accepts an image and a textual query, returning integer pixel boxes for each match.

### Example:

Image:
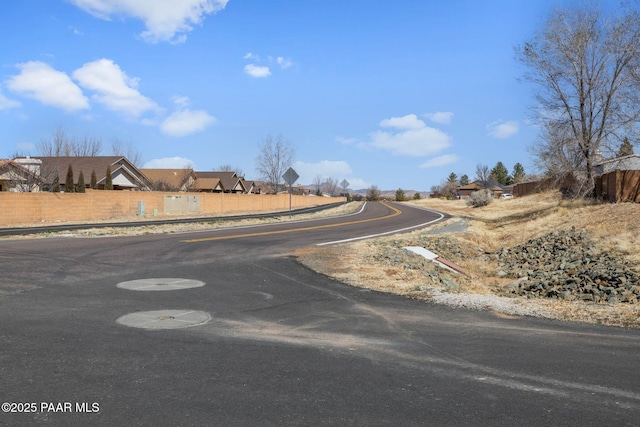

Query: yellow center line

[181,202,402,243]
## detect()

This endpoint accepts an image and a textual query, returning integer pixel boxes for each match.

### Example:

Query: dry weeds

[295,192,640,328]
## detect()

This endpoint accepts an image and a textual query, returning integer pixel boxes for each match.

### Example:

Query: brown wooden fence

[514,171,640,203]
[596,170,640,203]
[513,178,557,198]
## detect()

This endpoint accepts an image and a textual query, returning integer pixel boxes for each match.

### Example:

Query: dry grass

[295,192,640,328]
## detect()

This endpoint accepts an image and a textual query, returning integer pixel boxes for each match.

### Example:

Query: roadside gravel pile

[495,228,640,303]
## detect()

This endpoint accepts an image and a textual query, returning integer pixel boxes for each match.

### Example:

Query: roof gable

[37,156,149,189]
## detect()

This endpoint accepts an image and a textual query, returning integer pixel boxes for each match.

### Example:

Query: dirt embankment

[295,193,640,328]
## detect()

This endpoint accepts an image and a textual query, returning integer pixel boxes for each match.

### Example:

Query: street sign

[282,167,299,186]
[340,179,350,190]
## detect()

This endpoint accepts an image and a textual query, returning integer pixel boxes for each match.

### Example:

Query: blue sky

[0,0,579,190]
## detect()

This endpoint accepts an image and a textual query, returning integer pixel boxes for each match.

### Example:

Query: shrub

[466,189,493,207]
[76,171,86,193]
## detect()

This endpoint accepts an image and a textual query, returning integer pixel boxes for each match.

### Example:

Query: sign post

[282,167,299,215]
[340,179,350,199]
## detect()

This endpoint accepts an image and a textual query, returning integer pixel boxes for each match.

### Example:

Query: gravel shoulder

[295,194,640,328]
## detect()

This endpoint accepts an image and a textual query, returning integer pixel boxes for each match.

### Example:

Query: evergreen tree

[512,163,526,183]
[76,171,85,193]
[90,170,97,189]
[447,172,458,184]
[490,161,512,185]
[459,174,469,186]
[65,165,75,193]
[395,188,406,201]
[105,166,113,190]
[617,137,634,157]
[413,192,421,200]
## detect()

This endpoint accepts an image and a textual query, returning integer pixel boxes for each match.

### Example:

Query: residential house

[595,154,640,175]
[139,168,196,191]
[249,180,273,194]
[194,171,247,193]
[457,181,503,198]
[0,159,45,192]
[35,156,150,191]
[191,177,225,193]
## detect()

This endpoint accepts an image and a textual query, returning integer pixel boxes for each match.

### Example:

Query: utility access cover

[116,278,205,291]
[117,310,211,330]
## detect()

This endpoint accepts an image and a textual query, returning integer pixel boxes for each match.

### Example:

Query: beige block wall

[0,190,345,227]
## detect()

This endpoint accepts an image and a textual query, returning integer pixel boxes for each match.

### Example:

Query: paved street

[1,202,639,426]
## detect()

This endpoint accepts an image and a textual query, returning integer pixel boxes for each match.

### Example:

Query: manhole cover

[116,278,205,291]
[116,310,211,330]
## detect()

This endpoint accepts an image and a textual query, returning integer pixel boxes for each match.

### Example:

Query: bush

[466,189,493,207]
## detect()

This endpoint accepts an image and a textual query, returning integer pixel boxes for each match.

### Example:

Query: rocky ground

[497,228,640,304]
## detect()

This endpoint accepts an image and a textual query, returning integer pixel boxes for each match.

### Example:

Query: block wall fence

[0,190,346,227]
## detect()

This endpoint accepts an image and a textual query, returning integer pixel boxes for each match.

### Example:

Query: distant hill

[302,186,428,199]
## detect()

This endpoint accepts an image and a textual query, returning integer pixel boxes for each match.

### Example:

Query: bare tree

[313,174,324,195]
[72,136,102,157]
[323,177,339,197]
[255,134,295,193]
[366,185,381,201]
[517,4,640,196]
[38,127,103,157]
[111,138,142,167]
[438,179,458,198]
[474,164,491,183]
[0,162,42,192]
[217,164,245,178]
[38,127,71,156]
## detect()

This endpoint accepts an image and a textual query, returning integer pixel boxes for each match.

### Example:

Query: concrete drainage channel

[115,278,210,330]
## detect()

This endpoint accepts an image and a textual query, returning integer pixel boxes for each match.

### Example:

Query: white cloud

[244,52,259,61]
[73,58,158,118]
[69,0,228,43]
[244,64,271,78]
[6,61,89,112]
[0,88,21,110]
[293,160,353,185]
[160,109,216,136]
[344,178,370,190]
[379,114,426,130]
[424,111,453,124]
[370,114,451,157]
[419,154,460,168]
[276,57,293,69]
[172,95,190,108]
[143,156,197,169]
[487,120,519,139]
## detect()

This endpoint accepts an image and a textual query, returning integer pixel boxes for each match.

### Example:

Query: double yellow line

[181,202,401,243]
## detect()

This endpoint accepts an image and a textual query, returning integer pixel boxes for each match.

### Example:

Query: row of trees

[34,127,143,167]
[431,161,527,197]
[51,165,113,193]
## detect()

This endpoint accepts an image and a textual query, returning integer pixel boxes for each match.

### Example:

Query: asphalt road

[1,201,639,426]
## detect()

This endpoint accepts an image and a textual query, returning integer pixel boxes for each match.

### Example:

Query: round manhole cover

[116,278,205,291]
[116,310,211,330]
